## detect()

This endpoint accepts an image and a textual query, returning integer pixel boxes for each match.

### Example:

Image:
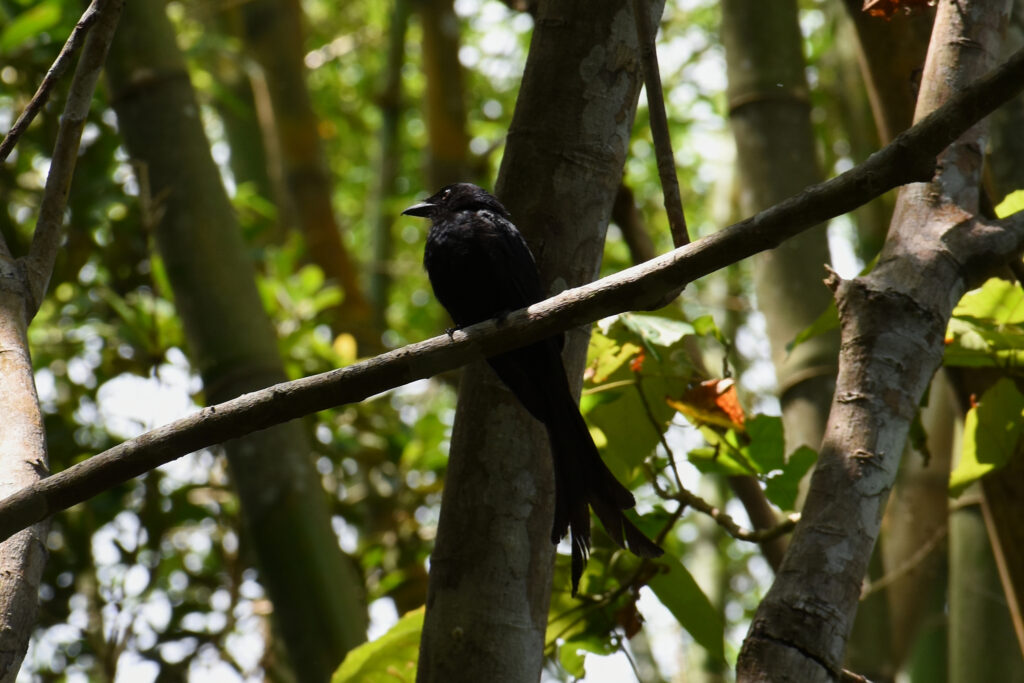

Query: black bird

[403,183,663,595]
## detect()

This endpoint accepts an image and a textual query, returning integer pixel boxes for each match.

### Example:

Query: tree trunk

[369,0,411,331]
[0,2,123,677]
[419,0,470,187]
[737,1,1010,679]
[0,289,49,682]
[722,0,838,457]
[842,6,956,677]
[105,1,367,680]
[842,0,935,146]
[874,370,955,674]
[240,0,375,345]
[416,2,664,681]
[840,0,934,267]
[949,500,1024,682]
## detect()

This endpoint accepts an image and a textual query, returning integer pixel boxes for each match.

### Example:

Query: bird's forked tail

[546,398,663,595]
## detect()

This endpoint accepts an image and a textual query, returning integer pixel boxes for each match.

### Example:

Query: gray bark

[737,2,1012,680]
[105,1,368,679]
[417,2,665,681]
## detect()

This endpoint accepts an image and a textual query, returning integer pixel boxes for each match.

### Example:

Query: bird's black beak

[401,201,434,218]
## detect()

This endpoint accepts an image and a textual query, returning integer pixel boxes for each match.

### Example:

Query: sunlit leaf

[0,1,61,52]
[648,553,726,665]
[949,379,1024,497]
[690,314,720,339]
[688,430,757,477]
[952,277,1024,324]
[944,317,1024,368]
[618,313,695,353]
[745,415,784,472]
[764,446,817,511]
[584,315,697,480]
[995,189,1024,218]
[331,607,423,683]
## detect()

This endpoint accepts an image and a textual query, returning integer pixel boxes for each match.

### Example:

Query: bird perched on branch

[403,182,663,595]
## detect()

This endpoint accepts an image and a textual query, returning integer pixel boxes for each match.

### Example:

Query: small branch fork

[0,0,124,316]
[633,374,797,546]
[0,0,110,163]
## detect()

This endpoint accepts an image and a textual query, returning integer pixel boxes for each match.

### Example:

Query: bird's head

[402,183,510,220]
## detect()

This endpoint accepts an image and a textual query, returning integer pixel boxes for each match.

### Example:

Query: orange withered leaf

[666,378,746,430]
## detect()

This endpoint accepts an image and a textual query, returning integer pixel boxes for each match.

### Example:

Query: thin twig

[25,0,124,318]
[634,374,684,491]
[632,0,688,247]
[860,524,948,599]
[632,377,797,544]
[672,486,798,543]
[0,0,108,163]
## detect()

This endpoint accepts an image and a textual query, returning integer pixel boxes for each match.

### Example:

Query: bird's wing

[478,211,547,309]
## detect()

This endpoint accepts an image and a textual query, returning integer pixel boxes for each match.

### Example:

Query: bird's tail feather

[545,393,663,595]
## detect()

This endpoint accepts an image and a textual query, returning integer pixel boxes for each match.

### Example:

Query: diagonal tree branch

[0,0,110,163]
[0,43,1023,545]
[24,0,124,319]
[737,2,1016,680]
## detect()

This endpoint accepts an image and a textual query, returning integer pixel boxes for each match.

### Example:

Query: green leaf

[0,1,61,52]
[745,415,785,472]
[944,316,1024,368]
[687,431,757,477]
[558,644,587,678]
[648,553,726,665]
[618,313,695,351]
[952,278,1024,324]
[764,446,817,511]
[691,314,720,338]
[584,315,696,480]
[949,378,1024,497]
[787,302,838,352]
[331,607,423,683]
[586,332,641,384]
[995,189,1024,218]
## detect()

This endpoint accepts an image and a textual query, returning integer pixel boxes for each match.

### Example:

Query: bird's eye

[442,188,452,201]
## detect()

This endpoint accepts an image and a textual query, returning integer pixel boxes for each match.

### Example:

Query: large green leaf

[952,277,1024,324]
[331,607,423,683]
[584,314,697,481]
[648,553,726,665]
[944,316,1024,368]
[0,1,62,52]
[949,378,1024,497]
[945,278,1024,368]
[745,414,785,472]
[995,189,1024,218]
[764,445,817,511]
[618,313,695,356]
[687,428,758,476]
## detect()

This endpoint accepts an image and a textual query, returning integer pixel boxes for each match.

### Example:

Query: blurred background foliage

[4,0,1016,681]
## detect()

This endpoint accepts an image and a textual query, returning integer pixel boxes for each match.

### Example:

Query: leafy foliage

[331,608,422,683]
[945,277,1024,369]
[949,379,1024,497]
[0,0,836,680]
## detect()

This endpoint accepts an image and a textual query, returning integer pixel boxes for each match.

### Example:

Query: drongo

[404,183,662,595]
